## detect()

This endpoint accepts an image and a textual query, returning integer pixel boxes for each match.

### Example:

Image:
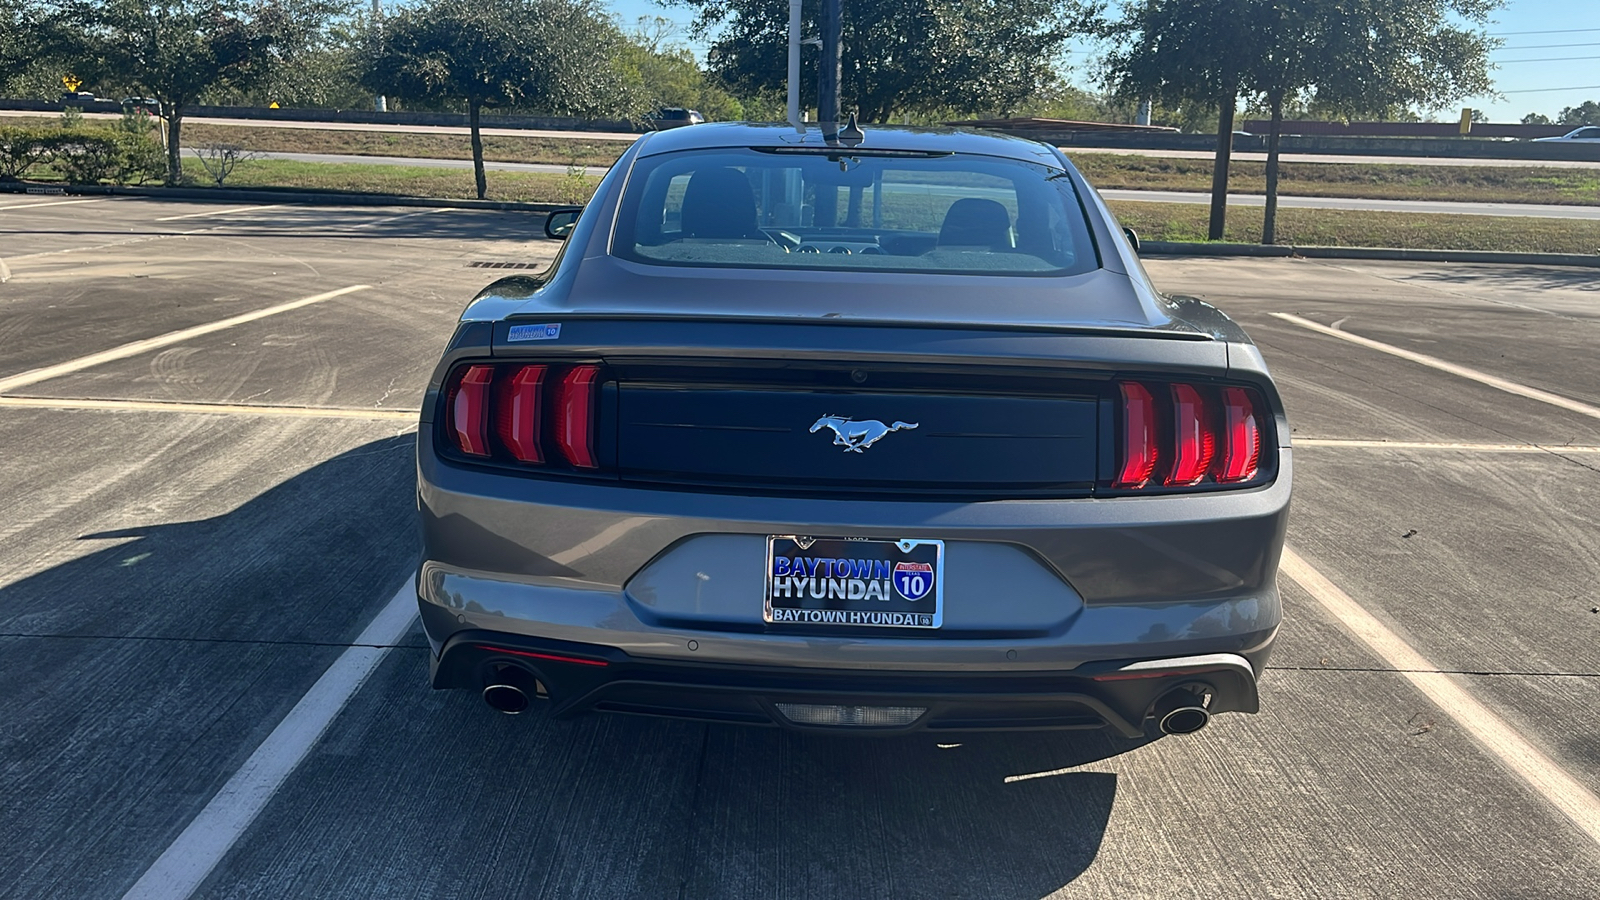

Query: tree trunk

[165,113,184,186]
[1262,92,1284,245]
[1207,91,1236,241]
[469,101,486,200]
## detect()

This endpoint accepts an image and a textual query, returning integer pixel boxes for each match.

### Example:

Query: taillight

[450,365,494,456]
[442,362,602,470]
[1215,386,1261,482]
[555,364,600,469]
[495,365,546,463]
[1115,382,1158,488]
[1113,380,1267,491]
[1166,383,1215,486]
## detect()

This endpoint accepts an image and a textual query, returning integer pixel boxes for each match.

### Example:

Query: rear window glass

[612,147,1099,276]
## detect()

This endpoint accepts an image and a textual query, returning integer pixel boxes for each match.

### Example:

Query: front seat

[680,167,765,240]
[937,198,1013,250]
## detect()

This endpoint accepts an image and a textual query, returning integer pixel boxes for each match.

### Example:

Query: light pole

[819,0,841,140]
[373,0,387,113]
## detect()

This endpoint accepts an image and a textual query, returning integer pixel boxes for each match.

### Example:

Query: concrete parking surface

[2,196,1598,899]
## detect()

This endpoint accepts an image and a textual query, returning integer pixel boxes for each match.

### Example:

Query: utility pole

[373,0,387,113]
[819,0,841,140]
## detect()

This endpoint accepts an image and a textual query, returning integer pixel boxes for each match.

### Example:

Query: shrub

[0,125,165,185]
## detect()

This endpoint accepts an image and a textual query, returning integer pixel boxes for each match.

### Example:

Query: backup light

[774,703,927,727]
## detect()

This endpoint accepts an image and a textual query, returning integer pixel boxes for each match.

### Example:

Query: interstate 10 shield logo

[893,561,935,601]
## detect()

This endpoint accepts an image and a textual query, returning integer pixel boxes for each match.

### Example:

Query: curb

[0,181,567,213]
[1141,240,1600,268]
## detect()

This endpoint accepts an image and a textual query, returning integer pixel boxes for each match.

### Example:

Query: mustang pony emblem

[809,416,919,452]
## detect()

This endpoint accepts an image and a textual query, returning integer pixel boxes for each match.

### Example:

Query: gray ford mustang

[416,123,1290,738]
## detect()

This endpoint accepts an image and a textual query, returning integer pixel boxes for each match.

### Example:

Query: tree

[1521,112,1551,125]
[59,0,346,184]
[670,0,1096,123]
[363,0,638,200]
[615,16,745,121]
[1109,0,1498,244]
[1559,101,1600,126]
[1105,0,1252,240]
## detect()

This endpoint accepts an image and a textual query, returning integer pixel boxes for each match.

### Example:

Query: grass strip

[1074,152,1600,207]
[1108,200,1600,255]
[179,157,601,203]
[13,113,1592,208]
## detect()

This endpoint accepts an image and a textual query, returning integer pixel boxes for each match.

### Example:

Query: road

[2,196,1599,898]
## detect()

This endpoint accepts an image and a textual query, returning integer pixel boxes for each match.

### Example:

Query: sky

[606,0,1600,123]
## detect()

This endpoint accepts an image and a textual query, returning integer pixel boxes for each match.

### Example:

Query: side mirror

[1123,226,1141,253]
[544,207,582,240]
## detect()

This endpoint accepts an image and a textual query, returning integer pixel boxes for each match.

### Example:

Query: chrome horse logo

[809,416,919,453]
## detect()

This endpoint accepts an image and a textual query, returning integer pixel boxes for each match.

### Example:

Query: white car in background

[1533,126,1600,143]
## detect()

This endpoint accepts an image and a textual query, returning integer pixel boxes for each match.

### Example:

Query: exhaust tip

[482,665,544,715]
[483,683,531,714]
[1150,687,1212,736]
[1158,705,1210,735]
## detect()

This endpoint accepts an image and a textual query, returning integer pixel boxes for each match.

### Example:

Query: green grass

[1073,152,1600,207]
[178,157,601,204]
[12,113,1599,207]
[1108,200,1600,254]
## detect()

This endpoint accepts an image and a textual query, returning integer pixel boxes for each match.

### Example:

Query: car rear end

[416,125,1290,737]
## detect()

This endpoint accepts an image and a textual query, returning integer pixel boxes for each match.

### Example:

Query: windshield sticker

[508,323,561,342]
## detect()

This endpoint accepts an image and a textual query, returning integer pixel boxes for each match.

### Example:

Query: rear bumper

[430,629,1267,737]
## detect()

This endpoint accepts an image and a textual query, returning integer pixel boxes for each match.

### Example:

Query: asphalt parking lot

[2,196,1599,899]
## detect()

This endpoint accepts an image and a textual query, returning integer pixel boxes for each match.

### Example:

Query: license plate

[764,536,943,629]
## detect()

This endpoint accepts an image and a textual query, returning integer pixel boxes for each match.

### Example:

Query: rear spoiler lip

[496,312,1216,342]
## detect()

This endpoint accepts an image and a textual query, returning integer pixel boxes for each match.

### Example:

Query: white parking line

[0,198,107,212]
[0,285,370,394]
[1279,546,1600,847]
[153,204,286,222]
[1297,439,1600,453]
[1270,312,1600,421]
[0,395,417,420]
[119,579,419,900]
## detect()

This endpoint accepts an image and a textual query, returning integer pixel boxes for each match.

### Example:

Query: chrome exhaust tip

[1151,688,1212,735]
[482,666,543,715]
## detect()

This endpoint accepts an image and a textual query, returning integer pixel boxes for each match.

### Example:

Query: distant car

[417,123,1290,739]
[648,107,705,130]
[1533,126,1600,143]
[60,91,97,104]
[121,97,162,116]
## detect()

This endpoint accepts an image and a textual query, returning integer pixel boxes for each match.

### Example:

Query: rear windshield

[612,147,1099,276]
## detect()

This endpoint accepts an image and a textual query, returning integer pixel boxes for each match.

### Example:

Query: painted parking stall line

[0,395,418,420]
[1296,439,1600,454]
[1279,546,1600,847]
[119,579,419,900]
[1270,312,1600,421]
[153,204,287,222]
[0,284,371,394]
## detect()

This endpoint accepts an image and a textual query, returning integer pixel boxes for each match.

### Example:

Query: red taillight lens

[1165,383,1215,486]
[494,365,546,464]
[1115,382,1158,488]
[1216,386,1261,482]
[555,364,600,469]
[450,365,494,456]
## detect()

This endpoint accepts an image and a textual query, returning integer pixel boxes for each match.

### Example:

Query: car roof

[634,121,1066,165]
